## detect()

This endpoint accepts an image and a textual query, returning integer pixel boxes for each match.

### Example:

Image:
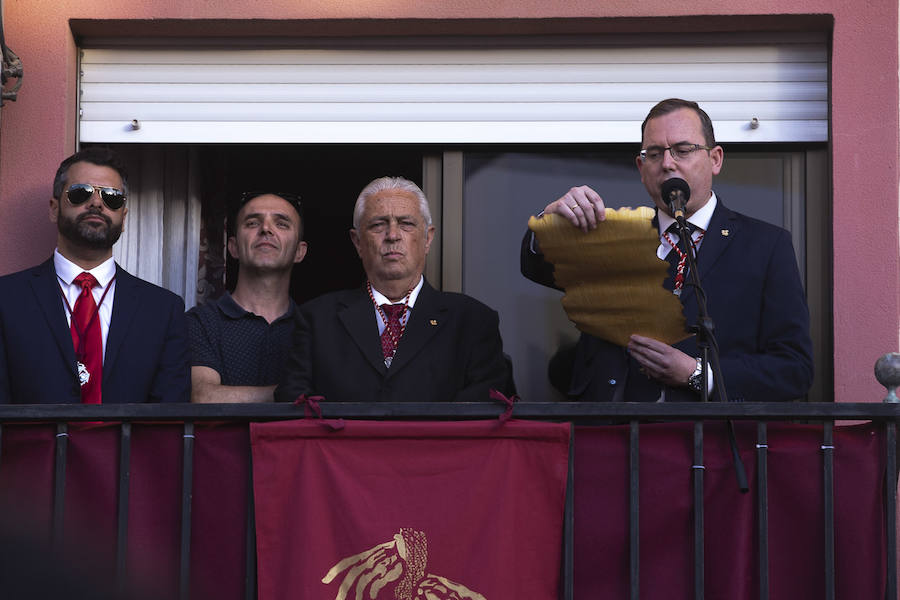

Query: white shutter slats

[82,63,828,84]
[79,120,826,144]
[84,81,827,103]
[82,101,828,123]
[79,42,828,143]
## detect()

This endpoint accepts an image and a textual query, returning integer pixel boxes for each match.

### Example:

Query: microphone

[661,178,691,221]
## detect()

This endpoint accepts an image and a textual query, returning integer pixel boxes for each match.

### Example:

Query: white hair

[352,176,432,230]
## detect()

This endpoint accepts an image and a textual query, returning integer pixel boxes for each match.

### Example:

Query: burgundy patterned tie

[380,304,406,366]
[71,272,102,404]
[663,223,704,295]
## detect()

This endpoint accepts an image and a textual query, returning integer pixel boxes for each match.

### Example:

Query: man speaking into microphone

[521,98,813,402]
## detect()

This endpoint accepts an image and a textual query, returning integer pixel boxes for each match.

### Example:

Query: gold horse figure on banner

[322,528,486,600]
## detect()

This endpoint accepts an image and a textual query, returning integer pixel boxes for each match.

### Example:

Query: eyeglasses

[66,183,127,210]
[639,143,712,163]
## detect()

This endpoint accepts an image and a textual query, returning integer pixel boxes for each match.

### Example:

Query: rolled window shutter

[79,36,827,144]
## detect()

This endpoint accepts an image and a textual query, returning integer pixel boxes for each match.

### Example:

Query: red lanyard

[663,229,704,295]
[367,281,412,360]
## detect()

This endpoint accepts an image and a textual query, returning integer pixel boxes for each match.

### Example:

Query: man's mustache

[77,208,111,226]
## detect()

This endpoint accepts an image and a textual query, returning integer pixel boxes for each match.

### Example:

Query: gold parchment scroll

[528,207,690,347]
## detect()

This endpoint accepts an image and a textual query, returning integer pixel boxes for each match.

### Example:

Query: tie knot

[381,304,405,322]
[74,272,98,291]
[666,222,700,235]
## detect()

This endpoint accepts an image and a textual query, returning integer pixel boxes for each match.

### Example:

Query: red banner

[250,419,571,600]
[573,422,886,599]
[0,423,251,600]
[0,420,887,599]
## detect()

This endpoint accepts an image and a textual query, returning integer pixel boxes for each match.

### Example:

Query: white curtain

[112,146,202,308]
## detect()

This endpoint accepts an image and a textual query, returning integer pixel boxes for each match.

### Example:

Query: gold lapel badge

[429,319,438,326]
[721,229,730,237]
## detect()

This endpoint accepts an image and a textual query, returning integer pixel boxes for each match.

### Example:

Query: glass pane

[462,150,803,402]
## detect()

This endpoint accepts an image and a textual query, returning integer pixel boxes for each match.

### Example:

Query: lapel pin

[721,229,730,237]
[430,319,438,326]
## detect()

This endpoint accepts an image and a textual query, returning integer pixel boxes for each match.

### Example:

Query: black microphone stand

[672,210,749,493]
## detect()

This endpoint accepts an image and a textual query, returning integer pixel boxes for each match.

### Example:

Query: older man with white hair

[276,176,513,403]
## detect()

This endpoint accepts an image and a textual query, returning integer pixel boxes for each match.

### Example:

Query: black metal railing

[0,401,897,600]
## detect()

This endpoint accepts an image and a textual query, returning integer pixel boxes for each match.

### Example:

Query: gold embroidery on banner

[322,528,487,600]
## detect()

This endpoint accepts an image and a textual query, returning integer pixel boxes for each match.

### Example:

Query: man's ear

[49,198,59,224]
[710,145,724,176]
[424,225,435,254]
[294,241,308,264]
[227,236,239,259]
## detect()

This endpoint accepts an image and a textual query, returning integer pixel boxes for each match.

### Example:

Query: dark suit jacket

[522,200,814,402]
[0,258,190,403]
[275,280,513,403]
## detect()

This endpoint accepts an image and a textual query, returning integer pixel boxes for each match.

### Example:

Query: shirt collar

[53,249,116,288]
[370,275,425,309]
[657,191,718,235]
[218,292,296,322]
[217,292,249,319]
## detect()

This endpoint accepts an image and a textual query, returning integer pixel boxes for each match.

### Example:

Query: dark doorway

[197,145,425,304]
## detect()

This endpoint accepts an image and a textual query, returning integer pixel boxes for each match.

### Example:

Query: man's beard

[57,208,123,250]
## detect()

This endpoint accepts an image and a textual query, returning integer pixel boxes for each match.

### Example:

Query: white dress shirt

[54,249,117,359]
[656,192,718,259]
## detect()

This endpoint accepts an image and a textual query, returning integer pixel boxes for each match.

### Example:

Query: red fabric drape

[250,419,571,600]
[0,420,887,599]
[573,422,886,599]
[0,423,251,600]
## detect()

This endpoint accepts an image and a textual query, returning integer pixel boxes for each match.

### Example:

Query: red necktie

[380,304,406,366]
[71,272,102,404]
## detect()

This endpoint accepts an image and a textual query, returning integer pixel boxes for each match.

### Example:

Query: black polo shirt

[186,293,297,386]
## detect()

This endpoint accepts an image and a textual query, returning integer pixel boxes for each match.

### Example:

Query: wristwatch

[687,358,704,393]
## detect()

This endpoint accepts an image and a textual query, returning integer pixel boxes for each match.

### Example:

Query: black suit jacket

[522,200,814,402]
[0,258,190,403]
[276,281,513,403]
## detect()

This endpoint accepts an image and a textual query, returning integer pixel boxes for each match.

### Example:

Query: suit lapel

[103,265,138,377]
[338,288,389,375]
[680,199,739,307]
[31,258,79,374]
[387,281,446,375]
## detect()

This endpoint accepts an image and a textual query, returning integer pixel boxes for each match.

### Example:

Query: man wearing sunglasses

[187,192,307,403]
[521,98,813,403]
[0,147,190,404]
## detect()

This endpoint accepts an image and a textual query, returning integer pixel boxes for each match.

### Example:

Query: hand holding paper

[529,206,690,347]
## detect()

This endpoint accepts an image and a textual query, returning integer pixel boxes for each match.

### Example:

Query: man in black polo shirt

[187,192,307,403]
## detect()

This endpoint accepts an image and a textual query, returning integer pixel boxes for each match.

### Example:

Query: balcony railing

[0,400,897,600]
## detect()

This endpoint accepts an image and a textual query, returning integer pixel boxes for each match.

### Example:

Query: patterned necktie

[379,304,406,367]
[71,272,102,404]
[663,222,704,295]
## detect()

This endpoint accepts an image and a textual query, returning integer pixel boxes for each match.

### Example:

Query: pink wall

[0,1,897,403]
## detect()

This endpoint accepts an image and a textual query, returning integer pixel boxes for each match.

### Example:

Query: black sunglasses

[65,183,127,210]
